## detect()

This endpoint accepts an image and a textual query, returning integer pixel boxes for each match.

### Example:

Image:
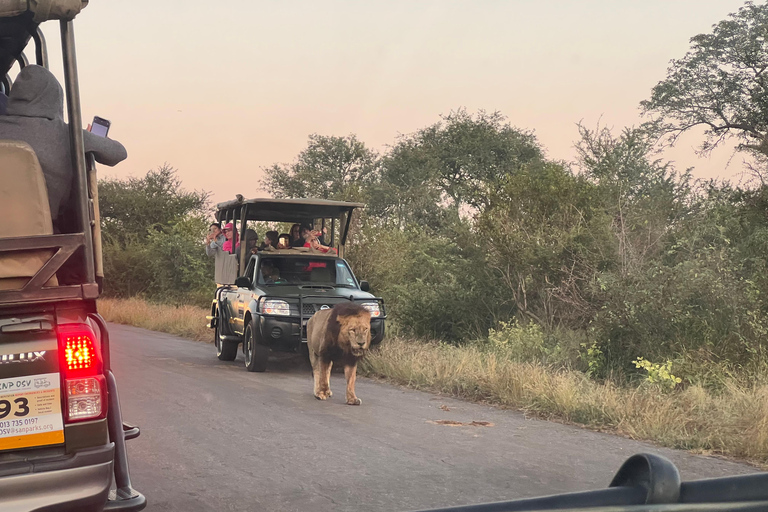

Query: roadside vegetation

[99,297,210,342]
[362,338,768,465]
[99,3,768,465]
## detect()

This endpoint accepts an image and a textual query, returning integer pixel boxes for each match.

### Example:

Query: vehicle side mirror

[235,276,252,289]
[359,280,370,292]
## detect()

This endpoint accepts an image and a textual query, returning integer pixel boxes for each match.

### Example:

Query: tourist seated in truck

[0,65,127,226]
[288,223,302,246]
[290,224,309,248]
[277,233,291,249]
[259,230,278,251]
[302,227,337,255]
[243,229,259,254]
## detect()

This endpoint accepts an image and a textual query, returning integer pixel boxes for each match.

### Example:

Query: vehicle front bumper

[0,443,113,512]
[258,315,386,346]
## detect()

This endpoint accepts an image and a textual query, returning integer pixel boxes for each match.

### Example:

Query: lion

[306,302,371,405]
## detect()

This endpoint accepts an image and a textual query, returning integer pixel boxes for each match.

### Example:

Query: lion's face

[338,311,371,357]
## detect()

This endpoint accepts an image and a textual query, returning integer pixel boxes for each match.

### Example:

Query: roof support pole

[32,27,48,68]
[341,209,353,246]
[60,19,95,285]
[239,205,248,276]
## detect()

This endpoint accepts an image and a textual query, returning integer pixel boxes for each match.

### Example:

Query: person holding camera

[302,225,337,254]
[204,222,225,257]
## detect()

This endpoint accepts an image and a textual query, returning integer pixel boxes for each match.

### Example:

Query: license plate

[0,373,64,450]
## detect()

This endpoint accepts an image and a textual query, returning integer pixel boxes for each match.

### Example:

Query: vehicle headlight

[361,302,381,318]
[261,299,290,316]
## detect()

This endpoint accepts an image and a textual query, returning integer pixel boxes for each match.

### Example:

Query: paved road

[109,324,757,512]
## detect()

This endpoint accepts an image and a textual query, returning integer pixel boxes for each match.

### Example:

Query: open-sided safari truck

[209,198,386,372]
[0,2,145,511]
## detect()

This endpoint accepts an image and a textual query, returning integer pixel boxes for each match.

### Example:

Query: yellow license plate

[0,373,64,450]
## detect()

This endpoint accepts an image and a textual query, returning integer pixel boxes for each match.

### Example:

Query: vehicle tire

[244,321,268,372]
[215,316,238,361]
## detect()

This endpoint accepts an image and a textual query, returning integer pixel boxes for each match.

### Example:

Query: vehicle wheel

[215,319,238,361]
[244,322,268,372]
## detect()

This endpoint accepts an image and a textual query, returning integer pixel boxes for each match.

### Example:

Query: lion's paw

[346,397,362,406]
[315,391,331,400]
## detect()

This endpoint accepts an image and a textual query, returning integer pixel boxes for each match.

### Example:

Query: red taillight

[57,324,107,423]
[64,334,96,371]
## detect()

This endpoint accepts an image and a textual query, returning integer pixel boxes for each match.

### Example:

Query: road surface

[109,324,757,512]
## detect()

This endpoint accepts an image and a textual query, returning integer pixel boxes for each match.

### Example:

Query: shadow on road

[264,350,314,374]
[213,343,374,376]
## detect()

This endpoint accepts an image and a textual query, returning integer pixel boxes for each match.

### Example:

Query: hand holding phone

[89,116,111,137]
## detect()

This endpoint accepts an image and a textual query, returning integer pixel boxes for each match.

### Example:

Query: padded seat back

[0,140,57,289]
[310,267,331,283]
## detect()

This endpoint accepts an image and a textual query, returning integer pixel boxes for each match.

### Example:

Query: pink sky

[36,1,753,205]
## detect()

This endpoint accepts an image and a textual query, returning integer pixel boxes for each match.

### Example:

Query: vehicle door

[234,255,258,335]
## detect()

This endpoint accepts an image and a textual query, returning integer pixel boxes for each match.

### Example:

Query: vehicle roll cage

[215,197,365,277]
[0,11,100,305]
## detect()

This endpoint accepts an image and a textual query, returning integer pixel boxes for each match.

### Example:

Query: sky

[31,0,756,205]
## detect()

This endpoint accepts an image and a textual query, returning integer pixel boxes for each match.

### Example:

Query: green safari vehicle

[0,2,145,511]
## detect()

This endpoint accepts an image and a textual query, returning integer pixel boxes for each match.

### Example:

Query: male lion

[307,302,371,405]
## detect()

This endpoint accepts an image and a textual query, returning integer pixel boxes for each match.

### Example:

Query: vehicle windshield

[257,257,357,288]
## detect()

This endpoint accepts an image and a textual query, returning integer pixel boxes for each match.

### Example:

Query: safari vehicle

[209,198,386,372]
[0,2,145,511]
[415,452,768,512]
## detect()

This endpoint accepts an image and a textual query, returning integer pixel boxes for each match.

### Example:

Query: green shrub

[633,357,682,390]
[487,321,587,369]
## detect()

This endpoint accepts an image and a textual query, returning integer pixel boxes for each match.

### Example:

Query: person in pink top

[221,222,239,252]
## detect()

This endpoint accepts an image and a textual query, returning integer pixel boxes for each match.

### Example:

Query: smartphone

[90,116,111,137]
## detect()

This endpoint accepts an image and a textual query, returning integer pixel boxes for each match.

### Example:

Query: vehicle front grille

[302,304,317,316]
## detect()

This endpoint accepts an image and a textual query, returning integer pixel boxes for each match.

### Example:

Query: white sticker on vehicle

[0,373,64,450]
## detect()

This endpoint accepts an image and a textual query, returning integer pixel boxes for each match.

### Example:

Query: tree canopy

[641,1,768,157]
[259,134,378,201]
[99,164,209,246]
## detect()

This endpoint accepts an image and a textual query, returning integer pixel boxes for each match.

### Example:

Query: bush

[347,221,500,341]
[487,321,588,370]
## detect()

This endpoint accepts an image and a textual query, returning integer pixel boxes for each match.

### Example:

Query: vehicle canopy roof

[215,197,365,224]
[0,0,86,20]
[0,0,88,76]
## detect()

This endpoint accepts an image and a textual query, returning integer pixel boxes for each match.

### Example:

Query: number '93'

[0,398,29,419]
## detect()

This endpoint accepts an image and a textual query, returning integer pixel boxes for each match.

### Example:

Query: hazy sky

[34,1,754,205]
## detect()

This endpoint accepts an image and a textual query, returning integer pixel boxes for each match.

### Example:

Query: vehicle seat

[0,140,57,289]
[310,267,331,283]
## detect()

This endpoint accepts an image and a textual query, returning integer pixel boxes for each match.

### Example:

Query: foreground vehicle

[415,452,768,512]
[0,3,145,511]
[209,198,386,371]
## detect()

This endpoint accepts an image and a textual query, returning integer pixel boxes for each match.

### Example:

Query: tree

[99,164,209,246]
[575,124,691,275]
[388,109,542,210]
[368,136,453,231]
[477,162,611,328]
[260,134,379,201]
[98,165,213,304]
[641,2,768,157]
[368,109,544,230]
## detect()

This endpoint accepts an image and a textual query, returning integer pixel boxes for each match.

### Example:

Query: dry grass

[361,337,768,467]
[98,297,211,342]
[98,297,768,465]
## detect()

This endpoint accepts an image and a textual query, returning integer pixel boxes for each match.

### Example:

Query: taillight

[65,375,106,422]
[57,324,107,423]
[64,334,96,371]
